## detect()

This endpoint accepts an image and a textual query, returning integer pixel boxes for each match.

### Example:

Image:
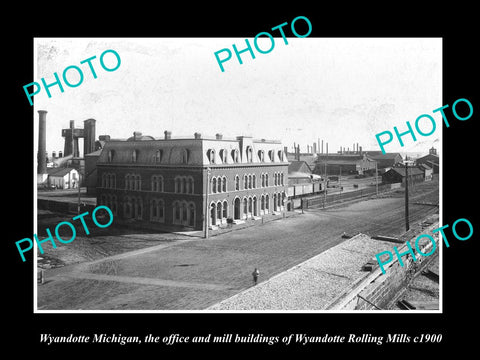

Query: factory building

[381,166,425,185]
[96,131,289,231]
[415,147,439,174]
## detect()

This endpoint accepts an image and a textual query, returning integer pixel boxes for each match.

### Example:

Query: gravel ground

[208,233,394,310]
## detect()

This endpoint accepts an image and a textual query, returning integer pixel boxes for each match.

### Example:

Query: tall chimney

[215,133,223,140]
[83,118,96,155]
[37,110,48,176]
[164,130,172,139]
[321,140,324,154]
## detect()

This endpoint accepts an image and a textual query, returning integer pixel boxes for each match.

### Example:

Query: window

[150,199,165,223]
[248,174,252,189]
[219,149,227,163]
[231,149,239,163]
[212,177,217,193]
[188,177,194,194]
[268,150,274,162]
[235,175,240,191]
[135,175,141,190]
[258,150,265,162]
[244,175,248,189]
[217,176,222,193]
[261,174,265,187]
[182,149,189,164]
[281,173,284,185]
[155,149,163,163]
[246,146,253,162]
[132,149,139,163]
[265,174,269,187]
[278,150,284,161]
[223,200,228,219]
[222,176,227,192]
[207,149,216,164]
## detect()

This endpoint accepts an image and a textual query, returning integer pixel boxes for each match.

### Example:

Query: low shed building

[47,167,79,189]
[382,167,424,185]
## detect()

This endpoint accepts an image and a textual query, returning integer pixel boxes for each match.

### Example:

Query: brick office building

[96,131,289,231]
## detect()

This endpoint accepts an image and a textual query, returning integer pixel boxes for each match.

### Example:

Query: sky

[33,37,442,157]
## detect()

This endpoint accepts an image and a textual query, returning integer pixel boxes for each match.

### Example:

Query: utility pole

[323,143,328,208]
[77,173,81,214]
[204,167,211,239]
[405,162,410,231]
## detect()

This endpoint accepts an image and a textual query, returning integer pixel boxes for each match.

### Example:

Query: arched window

[235,175,240,191]
[252,174,256,188]
[188,203,195,227]
[212,177,217,193]
[217,201,222,223]
[265,174,269,187]
[246,146,253,162]
[274,173,278,186]
[207,149,215,164]
[132,149,139,163]
[181,177,186,193]
[135,174,141,190]
[261,174,265,187]
[125,174,130,190]
[217,176,222,193]
[223,200,228,219]
[188,177,194,194]
[222,176,227,192]
[182,149,189,164]
[248,174,252,189]
[278,150,284,161]
[174,201,181,224]
[244,175,248,189]
[155,149,163,163]
[258,150,265,162]
[231,149,239,163]
[219,149,227,163]
[268,150,274,162]
[281,173,284,186]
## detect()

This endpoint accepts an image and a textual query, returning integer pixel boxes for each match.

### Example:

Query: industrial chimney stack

[37,110,48,183]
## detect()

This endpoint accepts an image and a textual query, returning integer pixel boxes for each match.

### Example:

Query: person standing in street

[252,268,260,285]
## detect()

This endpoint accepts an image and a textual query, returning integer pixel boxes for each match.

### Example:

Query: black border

[6,5,478,355]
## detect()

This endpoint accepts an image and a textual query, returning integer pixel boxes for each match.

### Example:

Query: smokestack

[194,132,202,139]
[313,142,317,154]
[83,118,96,155]
[215,133,223,140]
[321,140,324,154]
[164,130,172,139]
[37,110,47,176]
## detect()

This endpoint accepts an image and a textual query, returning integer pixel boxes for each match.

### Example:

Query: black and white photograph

[6,6,478,355]
[33,37,442,312]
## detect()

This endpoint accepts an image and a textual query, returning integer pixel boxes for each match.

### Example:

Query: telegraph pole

[204,167,211,239]
[323,143,328,208]
[405,162,410,231]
